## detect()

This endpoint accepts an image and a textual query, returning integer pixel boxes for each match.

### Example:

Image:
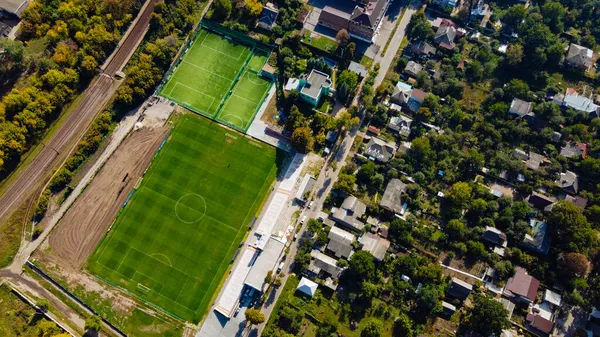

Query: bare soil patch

[48,126,169,268]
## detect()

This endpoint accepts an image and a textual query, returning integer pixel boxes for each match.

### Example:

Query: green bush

[49,168,73,193]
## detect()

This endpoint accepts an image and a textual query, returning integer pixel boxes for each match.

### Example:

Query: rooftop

[364,137,396,163]
[555,170,579,194]
[301,69,332,100]
[447,277,473,301]
[244,238,286,291]
[410,40,437,56]
[297,277,318,297]
[434,25,457,49]
[348,61,368,78]
[309,250,345,279]
[0,0,28,16]
[527,192,556,212]
[508,98,533,117]
[404,61,423,76]
[360,232,390,261]
[566,43,593,69]
[562,93,599,114]
[522,219,551,255]
[391,81,413,105]
[482,226,507,247]
[380,178,407,215]
[560,142,587,159]
[331,196,367,231]
[504,267,539,302]
[257,3,279,29]
[327,226,356,259]
[544,289,562,306]
[350,0,389,29]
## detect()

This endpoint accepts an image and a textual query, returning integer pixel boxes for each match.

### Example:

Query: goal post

[137,283,151,294]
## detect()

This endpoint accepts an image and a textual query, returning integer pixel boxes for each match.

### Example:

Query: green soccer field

[159,29,272,132]
[88,114,283,322]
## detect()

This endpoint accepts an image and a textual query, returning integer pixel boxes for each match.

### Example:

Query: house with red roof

[503,267,539,303]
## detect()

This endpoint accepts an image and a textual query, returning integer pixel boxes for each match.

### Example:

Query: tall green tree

[464,295,510,337]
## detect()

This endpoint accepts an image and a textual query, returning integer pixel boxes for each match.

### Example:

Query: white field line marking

[173,274,191,303]
[245,73,270,86]
[231,94,259,105]
[172,82,216,112]
[150,253,173,266]
[193,159,274,312]
[133,270,165,294]
[200,34,245,60]
[182,60,236,82]
[219,114,246,129]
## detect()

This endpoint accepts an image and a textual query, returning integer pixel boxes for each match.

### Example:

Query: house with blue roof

[522,219,551,255]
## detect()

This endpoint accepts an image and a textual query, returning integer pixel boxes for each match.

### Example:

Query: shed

[447,277,472,301]
[297,277,318,297]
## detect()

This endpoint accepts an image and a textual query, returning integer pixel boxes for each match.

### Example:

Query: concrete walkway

[246,86,292,152]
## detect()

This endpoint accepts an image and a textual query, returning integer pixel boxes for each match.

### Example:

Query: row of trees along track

[0,0,158,224]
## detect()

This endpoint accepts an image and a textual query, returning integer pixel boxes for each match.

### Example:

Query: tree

[245,308,266,325]
[291,127,314,153]
[336,70,359,103]
[502,4,527,28]
[504,79,529,100]
[393,313,413,337]
[448,182,472,207]
[464,295,510,337]
[349,250,376,282]
[213,0,232,20]
[446,219,467,240]
[541,1,566,33]
[278,305,303,334]
[548,201,596,255]
[560,253,590,278]
[506,43,523,66]
[494,260,514,280]
[317,315,338,337]
[245,0,263,16]
[85,315,102,332]
[334,173,356,194]
[336,29,350,47]
[361,318,384,337]
[416,284,443,315]
[36,298,49,311]
[407,11,433,40]
[38,321,61,336]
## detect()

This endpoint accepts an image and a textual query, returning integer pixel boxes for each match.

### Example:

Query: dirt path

[50,126,169,268]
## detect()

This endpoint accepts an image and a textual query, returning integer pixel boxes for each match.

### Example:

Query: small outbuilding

[297,277,318,297]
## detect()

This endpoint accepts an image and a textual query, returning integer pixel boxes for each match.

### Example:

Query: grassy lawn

[267,276,399,337]
[88,114,282,322]
[0,196,33,268]
[358,54,374,68]
[159,29,252,117]
[304,31,338,53]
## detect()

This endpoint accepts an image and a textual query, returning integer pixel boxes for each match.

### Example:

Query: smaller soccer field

[216,69,271,130]
[159,29,252,117]
[88,114,282,322]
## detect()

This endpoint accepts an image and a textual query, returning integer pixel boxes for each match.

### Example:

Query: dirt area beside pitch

[48,126,170,268]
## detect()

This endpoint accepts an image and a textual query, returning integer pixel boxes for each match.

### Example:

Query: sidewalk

[246,86,292,152]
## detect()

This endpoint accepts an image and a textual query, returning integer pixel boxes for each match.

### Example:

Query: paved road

[257,3,418,332]
[0,0,158,224]
[374,1,418,87]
